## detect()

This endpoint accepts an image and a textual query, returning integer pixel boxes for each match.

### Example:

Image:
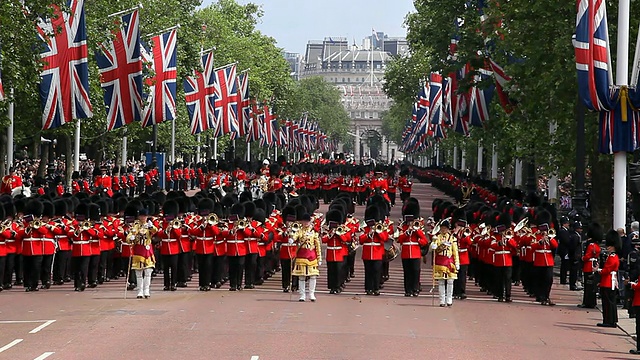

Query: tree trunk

[63,133,73,187]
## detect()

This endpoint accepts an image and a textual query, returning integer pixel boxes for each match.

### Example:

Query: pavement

[0,182,638,359]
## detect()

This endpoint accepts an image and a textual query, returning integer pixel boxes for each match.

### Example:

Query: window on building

[347,78,351,82]
[342,77,345,82]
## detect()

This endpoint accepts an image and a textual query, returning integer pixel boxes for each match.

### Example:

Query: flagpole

[7,88,14,173]
[171,119,176,164]
[143,24,180,39]
[74,119,80,172]
[213,137,218,159]
[196,135,201,163]
[122,131,128,168]
[247,141,251,162]
[477,141,483,177]
[108,4,143,18]
[613,0,631,230]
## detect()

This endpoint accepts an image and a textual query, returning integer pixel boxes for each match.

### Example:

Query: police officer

[557,216,571,285]
[627,235,640,317]
[568,221,584,291]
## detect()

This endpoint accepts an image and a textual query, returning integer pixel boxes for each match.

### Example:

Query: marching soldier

[531,210,558,306]
[596,230,621,328]
[69,203,95,292]
[453,209,472,300]
[158,200,181,291]
[430,219,460,307]
[397,202,428,297]
[223,203,251,291]
[39,201,56,289]
[189,198,218,291]
[130,207,158,299]
[322,209,348,295]
[491,213,518,302]
[52,200,72,286]
[279,206,298,292]
[360,205,389,296]
[291,206,322,302]
[22,200,48,292]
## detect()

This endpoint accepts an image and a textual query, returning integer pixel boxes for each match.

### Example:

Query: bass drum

[384,242,400,262]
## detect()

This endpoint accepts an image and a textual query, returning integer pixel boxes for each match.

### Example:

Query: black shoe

[498,297,504,302]
[163,286,170,291]
[439,304,446,307]
[404,293,411,297]
[97,279,104,285]
[177,282,188,288]
[74,287,81,292]
[283,287,290,293]
[596,323,616,328]
[3,284,12,290]
[570,287,583,291]
[54,281,64,286]
[505,298,513,303]
[137,295,143,299]
[330,289,336,294]
[630,349,640,355]
[144,295,150,299]
[412,292,419,297]
[366,290,373,295]
[460,294,467,300]
[214,282,222,289]
[236,286,242,291]
[373,291,380,296]
[79,285,85,292]
[88,282,98,288]
[127,284,136,291]
[199,286,205,291]
[255,280,264,285]
[229,287,236,291]
[244,285,255,289]
[171,286,177,291]
[447,303,452,307]
[204,286,211,291]
[14,280,23,286]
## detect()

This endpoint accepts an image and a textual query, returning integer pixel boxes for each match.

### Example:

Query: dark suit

[557,226,571,284]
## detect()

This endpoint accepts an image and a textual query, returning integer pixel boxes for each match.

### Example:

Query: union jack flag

[212,64,239,137]
[574,0,613,112]
[184,52,215,135]
[429,73,443,126]
[96,10,143,131]
[141,29,177,128]
[37,0,92,130]
[469,73,495,127]
[232,71,250,140]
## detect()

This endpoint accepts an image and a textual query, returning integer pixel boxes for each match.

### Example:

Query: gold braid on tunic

[292,226,322,277]
[130,223,158,270]
[432,232,460,280]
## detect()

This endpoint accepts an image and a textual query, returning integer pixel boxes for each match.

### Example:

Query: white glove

[288,238,294,244]
[318,261,322,266]
[456,264,460,271]
[430,243,437,250]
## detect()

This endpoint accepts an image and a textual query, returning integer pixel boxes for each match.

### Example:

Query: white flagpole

[108,4,143,18]
[121,135,127,168]
[196,135,201,163]
[213,137,218,159]
[7,88,14,173]
[171,119,176,163]
[247,141,251,162]
[74,119,80,171]
[613,0,630,230]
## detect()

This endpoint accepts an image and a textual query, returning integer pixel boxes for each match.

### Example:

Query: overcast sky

[200,0,416,54]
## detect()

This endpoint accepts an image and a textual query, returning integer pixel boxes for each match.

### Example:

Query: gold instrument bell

[207,213,219,226]
[290,222,302,233]
[548,228,556,238]
[335,225,348,236]
[81,220,93,231]
[31,218,43,229]
[170,218,182,229]
[236,218,249,230]
[374,222,386,234]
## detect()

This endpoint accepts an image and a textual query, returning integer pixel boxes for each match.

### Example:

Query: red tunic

[158,223,182,256]
[69,225,100,257]
[490,235,518,267]
[598,253,620,289]
[222,223,252,256]
[531,236,558,267]
[189,224,221,255]
[397,226,428,259]
[582,242,601,273]
[322,232,349,262]
[359,227,388,261]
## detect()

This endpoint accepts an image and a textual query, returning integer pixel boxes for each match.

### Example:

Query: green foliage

[278,76,350,141]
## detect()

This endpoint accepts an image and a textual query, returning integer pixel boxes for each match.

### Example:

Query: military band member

[130,209,158,299]
[224,203,251,291]
[431,219,459,307]
[189,198,218,291]
[0,205,7,290]
[158,200,181,291]
[22,200,48,292]
[491,213,518,302]
[360,206,389,296]
[279,206,299,292]
[531,211,558,306]
[453,209,471,300]
[579,223,603,308]
[597,230,621,328]
[397,168,412,203]
[52,200,72,285]
[322,209,348,294]
[397,202,428,297]
[87,203,103,288]
[39,201,56,289]
[291,208,322,302]
[69,203,94,292]
[243,202,261,289]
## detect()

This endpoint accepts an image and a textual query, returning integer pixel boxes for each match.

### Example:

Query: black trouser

[212,255,225,285]
[23,255,43,289]
[162,254,178,288]
[255,255,265,282]
[400,191,410,203]
[88,254,100,285]
[177,252,190,283]
[634,307,640,350]
[280,259,298,290]
[72,256,90,289]
[98,250,111,283]
[4,253,18,286]
[454,264,468,296]
[401,258,420,294]
[347,252,356,277]
[382,261,390,280]
[244,253,257,286]
[0,256,5,289]
[228,255,245,289]
[560,258,570,284]
[535,266,554,301]
[569,260,579,288]
[389,192,396,206]
[600,287,618,325]
[363,260,382,292]
[521,261,533,293]
[53,250,71,283]
[327,261,342,290]
[512,257,520,283]
[495,266,513,299]
[196,254,212,287]
[40,254,54,286]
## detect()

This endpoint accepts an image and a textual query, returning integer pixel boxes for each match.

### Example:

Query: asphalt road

[0,183,636,360]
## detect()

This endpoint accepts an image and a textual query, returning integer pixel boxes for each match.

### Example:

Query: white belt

[459,249,468,252]
[74,241,90,245]
[362,243,381,246]
[245,238,258,241]
[402,242,419,246]
[535,250,552,253]
[0,241,5,245]
[5,240,14,243]
[494,251,510,255]
[197,237,213,241]
[282,243,297,247]
[214,241,225,245]
[55,236,67,240]
[162,238,178,242]
[327,246,342,250]
[227,240,245,244]
[258,243,267,246]
[23,238,43,241]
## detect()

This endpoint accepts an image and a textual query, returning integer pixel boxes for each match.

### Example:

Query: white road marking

[29,320,56,334]
[0,339,23,353]
[0,320,48,324]
[251,356,259,360]
[34,352,55,360]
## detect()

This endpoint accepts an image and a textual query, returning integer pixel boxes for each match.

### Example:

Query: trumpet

[504,229,514,240]
[410,219,422,231]
[0,219,11,233]
[31,218,44,230]
[289,221,302,233]
[206,213,219,226]
[334,224,348,236]
[374,222,386,234]
[548,228,556,238]
[462,227,471,237]
[236,218,249,230]
[169,218,182,229]
[480,224,491,236]
[81,220,93,231]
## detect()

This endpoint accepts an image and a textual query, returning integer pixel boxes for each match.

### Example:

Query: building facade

[299,34,406,163]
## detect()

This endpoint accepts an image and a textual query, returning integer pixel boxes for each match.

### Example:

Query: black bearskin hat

[163,200,179,217]
[364,205,381,223]
[402,202,421,221]
[198,198,215,215]
[25,199,44,217]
